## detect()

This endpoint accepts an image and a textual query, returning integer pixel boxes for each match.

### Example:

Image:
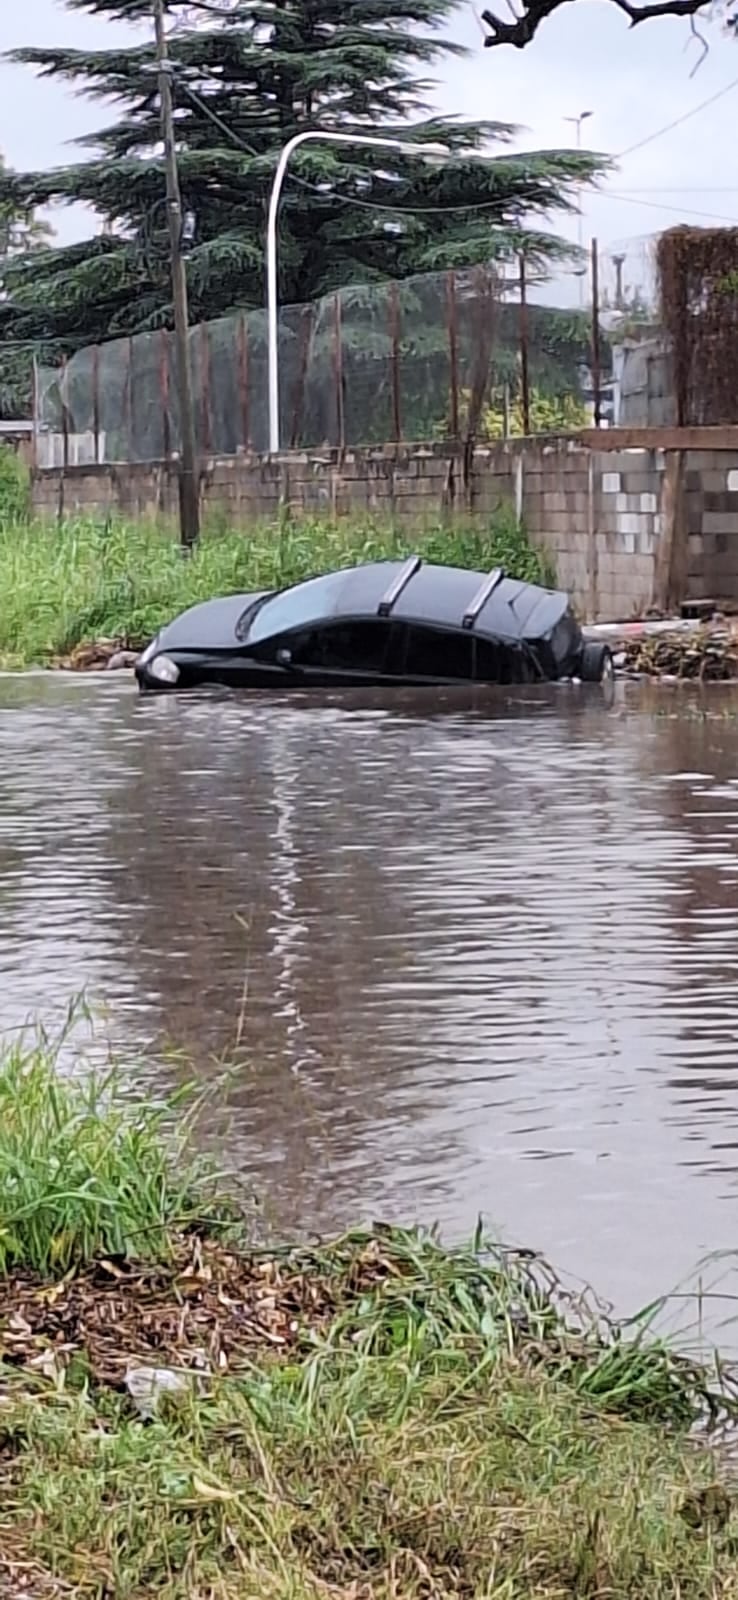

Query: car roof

[246,559,568,646]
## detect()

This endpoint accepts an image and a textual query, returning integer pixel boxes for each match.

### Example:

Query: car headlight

[148,654,180,685]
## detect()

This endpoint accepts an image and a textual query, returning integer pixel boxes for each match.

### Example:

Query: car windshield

[244,571,348,644]
[234,593,272,641]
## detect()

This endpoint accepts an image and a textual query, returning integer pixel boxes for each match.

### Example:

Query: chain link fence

[35,260,608,466]
[33,228,738,462]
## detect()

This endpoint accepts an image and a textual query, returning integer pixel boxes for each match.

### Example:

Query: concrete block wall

[30,436,738,623]
[683,454,738,600]
[592,449,662,619]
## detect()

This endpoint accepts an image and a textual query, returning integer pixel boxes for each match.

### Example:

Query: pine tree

[0,152,54,416]
[0,0,605,355]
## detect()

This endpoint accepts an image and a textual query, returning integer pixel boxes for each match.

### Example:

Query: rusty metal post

[31,356,39,472]
[389,281,402,443]
[61,355,70,471]
[237,314,250,450]
[289,305,313,450]
[334,292,345,450]
[446,270,459,439]
[160,328,171,460]
[124,337,134,460]
[199,322,212,454]
[91,345,100,464]
[591,237,602,428]
[519,254,530,436]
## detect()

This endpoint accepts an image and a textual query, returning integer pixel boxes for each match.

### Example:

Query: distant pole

[591,237,602,427]
[519,254,530,436]
[153,0,200,548]
[565,110,592,309]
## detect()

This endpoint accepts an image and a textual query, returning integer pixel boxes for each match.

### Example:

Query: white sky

[0,0,736,305]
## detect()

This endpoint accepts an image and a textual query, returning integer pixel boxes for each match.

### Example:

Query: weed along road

[2,669,738,1328]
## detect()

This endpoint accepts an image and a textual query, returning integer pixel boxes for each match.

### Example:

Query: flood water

[3,672,738,1324]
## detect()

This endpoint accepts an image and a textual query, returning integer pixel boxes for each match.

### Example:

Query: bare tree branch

[481,0,716,48]
[686,12,710,74]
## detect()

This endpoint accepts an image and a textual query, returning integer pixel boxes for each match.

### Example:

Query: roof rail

[377,555,422,617]
[462,566,505,630]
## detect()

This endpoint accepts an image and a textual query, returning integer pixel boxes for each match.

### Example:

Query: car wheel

[580,643,615,683]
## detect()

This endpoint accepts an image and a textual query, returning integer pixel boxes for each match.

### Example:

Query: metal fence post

[160,328,171,461]
[237,314,250,450]
[92,345,101,464]
[200,322,212,454]
[446,270,459,439]
[334,292,345,450]
[124,337,134,460]
[31,356,39,472]
[389,281,402,443]
[61,355,70,471]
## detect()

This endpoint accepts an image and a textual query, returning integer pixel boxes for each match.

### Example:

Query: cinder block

[601,472,621,494]
[702,470,731,494]
[702,512,738,535]
[622,473,659,496]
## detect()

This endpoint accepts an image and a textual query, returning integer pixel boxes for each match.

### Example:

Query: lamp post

[564,109,592,307]
[267,131,449,454]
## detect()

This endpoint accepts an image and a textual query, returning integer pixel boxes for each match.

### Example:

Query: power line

[179,81,583,220]
[615,186,738,193]
[605,188,738,225]
[617,75,738,160]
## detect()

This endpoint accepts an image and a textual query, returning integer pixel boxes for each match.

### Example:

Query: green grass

[0,1036,736,1597]
[2,1351,736,1600]
[0,507,553,667]
[0,1024,227,1274]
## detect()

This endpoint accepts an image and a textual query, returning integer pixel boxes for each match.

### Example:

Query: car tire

[580,643,615,683]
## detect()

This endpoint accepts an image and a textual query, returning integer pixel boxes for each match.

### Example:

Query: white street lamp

[267,131,450,453]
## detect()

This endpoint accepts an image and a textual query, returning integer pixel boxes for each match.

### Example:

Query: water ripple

[1,675,738,1317]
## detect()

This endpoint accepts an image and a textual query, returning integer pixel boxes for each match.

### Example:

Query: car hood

[154,592,271,653]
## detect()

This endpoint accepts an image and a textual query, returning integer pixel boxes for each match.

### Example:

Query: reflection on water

[2,671,738,1318]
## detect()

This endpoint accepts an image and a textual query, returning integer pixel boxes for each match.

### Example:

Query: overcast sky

[0,0,736,304]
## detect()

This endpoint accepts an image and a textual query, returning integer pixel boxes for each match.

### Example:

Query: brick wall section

[30,439,738,622]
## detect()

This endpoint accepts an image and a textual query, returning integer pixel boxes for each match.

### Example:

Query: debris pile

[52,638,143,671]
[619,625,738,681]
[0,1232,410,1388]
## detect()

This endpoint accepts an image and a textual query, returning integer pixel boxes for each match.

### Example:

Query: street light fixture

[267,131,450,454]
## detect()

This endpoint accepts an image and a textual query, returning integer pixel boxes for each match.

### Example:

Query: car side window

[474,637,534,684]
[401,624,474,679]
[473,638,502,683]
[281,620,393,673]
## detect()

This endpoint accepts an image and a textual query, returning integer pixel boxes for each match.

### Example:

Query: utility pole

[153,0,200,548]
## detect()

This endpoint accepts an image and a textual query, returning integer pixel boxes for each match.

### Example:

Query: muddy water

[2,672,738,1320]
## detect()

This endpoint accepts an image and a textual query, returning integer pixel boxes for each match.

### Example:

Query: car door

[391,622,475,684]
[261,618,398,686]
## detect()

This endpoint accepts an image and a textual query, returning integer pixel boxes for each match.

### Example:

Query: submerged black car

[135,558,613,693]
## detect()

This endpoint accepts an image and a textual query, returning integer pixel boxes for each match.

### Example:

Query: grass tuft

[0,1026,225,1274]
[0,508,553,667]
